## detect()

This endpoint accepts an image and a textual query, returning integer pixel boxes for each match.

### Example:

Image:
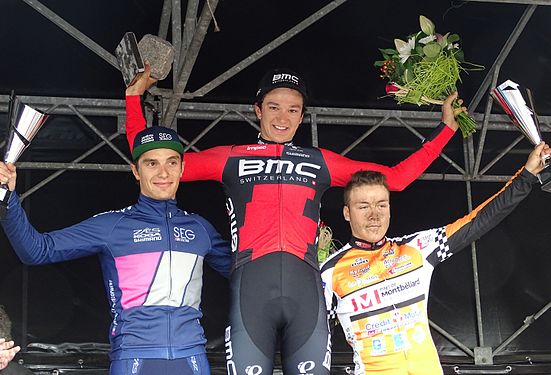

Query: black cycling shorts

[224,252,331,374]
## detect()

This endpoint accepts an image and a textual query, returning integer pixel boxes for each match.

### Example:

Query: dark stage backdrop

[2,1,551,371]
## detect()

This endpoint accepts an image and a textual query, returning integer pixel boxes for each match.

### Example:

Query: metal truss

[3,0,551,372]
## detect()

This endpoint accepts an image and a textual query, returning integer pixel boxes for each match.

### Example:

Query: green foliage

[422,43,441,60]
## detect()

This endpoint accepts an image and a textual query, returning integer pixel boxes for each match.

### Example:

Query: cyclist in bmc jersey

[125,66,461,374]
[0,127,231,375]
[321,143,550,375]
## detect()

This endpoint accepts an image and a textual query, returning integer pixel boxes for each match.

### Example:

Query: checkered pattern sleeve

[425,227,453,266]
[443,168,536,258]
[320,264,338,323]
[327,295,338,323]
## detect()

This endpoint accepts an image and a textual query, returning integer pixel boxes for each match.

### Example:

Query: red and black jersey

[126,96,455,270]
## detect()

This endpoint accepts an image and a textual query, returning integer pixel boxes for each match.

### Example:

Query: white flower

[419,35,436,45]
[394,37,416,64]
[419,15,436,36]
[447,43,460,50]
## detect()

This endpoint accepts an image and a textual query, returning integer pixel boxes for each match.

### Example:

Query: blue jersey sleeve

[1,192,110,265]
[194,215,231,279]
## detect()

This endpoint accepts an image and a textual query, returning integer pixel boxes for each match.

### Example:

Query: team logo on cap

[272,73,299,85]
[159,132,174,141]
[140,134,155,144]
[139,132,174,145]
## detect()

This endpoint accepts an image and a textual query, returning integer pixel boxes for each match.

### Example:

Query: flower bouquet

[374,15,482,137]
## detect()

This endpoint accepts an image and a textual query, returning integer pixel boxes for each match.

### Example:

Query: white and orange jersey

[321,168,536,375]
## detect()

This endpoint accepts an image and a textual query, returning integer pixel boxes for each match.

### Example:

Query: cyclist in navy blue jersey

[0,127,231,375]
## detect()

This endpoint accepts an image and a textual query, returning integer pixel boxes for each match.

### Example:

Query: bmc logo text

[226,198,238,252]
[225,326,237,375]
[238,159,321,178]
[273,73,299,85]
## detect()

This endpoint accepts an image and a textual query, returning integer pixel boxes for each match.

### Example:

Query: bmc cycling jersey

[1,192,231,362]
[126,96,455,270]
[320,169,537,375]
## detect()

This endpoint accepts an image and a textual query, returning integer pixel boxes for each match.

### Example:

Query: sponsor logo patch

[412,325,427,344]
[246,145,267,151]
[273,73,299,85]
[351,257,369,267]
[371,338,387,356]
[173,227,196,242]
[245,365,263,375]
[417,233,433,249]
[238,159,321,179]
[133,227,162,243]
[347,275,379,288]
[297,361,315,374]
[388,262,413,275]
[383,255,411,268]
[379,279,420,298]
[392,332,408,352]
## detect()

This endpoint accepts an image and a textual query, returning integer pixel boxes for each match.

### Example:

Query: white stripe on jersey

[144,252,203,309]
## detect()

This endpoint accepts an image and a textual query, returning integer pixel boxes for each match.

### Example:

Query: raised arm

[124,66,230,183]
[324,93,461,191]
[125,64,157,149]
[443,142,550,255]
[0,162,107,265]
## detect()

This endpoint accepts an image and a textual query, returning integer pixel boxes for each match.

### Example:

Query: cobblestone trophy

[492,80,551,192]
[115,32,175,87]
[0,93,49,217]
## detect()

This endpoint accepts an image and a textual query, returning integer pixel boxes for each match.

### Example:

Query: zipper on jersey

[166,205,174,359]
[277,143,284,252]
[168,309,174,359]
[166,206,173,300]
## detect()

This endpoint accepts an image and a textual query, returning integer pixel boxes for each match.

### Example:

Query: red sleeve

[125,95,146,151]
[323,124,455,191]
[182,146,232,183]
[125,95,230,183]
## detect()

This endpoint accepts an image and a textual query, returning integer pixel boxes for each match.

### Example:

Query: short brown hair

[343,171,388,205]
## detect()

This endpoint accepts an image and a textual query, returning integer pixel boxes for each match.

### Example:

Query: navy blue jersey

[1,193,231,360]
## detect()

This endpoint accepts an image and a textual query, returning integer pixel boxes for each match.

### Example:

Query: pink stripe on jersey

[115,252,162,309]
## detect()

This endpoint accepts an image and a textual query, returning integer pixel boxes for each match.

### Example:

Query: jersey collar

[257,133,294,146]
[137,194,180,217]
[349,236,387,251]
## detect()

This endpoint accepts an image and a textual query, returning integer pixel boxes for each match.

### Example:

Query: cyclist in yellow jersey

[320,142,550,375]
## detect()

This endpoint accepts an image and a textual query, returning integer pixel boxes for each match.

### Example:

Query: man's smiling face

[255,87,304,143]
